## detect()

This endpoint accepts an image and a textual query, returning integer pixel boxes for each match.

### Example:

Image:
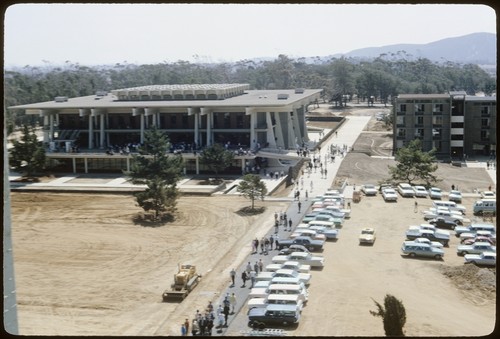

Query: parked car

[454,223,496,237]
[448,190,462,203]
[382,188,398,202]
[302,212,320,224]
[459,230,496,243]
[359,228,376,245]
[361,184,378,196]
[405,229,450,246]
[273,269,311,286]
[308,225,339,240]
[265,261,311,274]
[433,201,466,215]
[277,236,324,252]
[413,185,429,198]
[412,237,444,248]
[461,235,496,246]
[428,187,442,200]
[247,294,304,313]
[248,304,301,328]
[464,251,496,266]
[473,199,496,216]
[272,252,325,268]
[290,230,326,241]
[401,241,445,259]
[456,242,496,256]
[429,217,458,230]
[480,191,496,199]
[423,210,464,225]
[278,245,310,256]
[325,205,351,218]
[397,183,415,197]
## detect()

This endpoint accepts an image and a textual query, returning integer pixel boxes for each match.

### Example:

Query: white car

[272,252,324,268]
[397,183,415,197]
[423,210,464,224]
[481,191,496,199]
[413,185,429,198]
[308,225,339,240]
[464,251,496,266]
[265,261,311,274]
[273,269,312,285]
[412,237,444,248]
[290,229,326,241]
[361,184,378,196]
[382,188,398,202]
[448,190,462,203]
[428,187,442,200]
[359,228,376,245]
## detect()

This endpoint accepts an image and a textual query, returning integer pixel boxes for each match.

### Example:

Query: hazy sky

[3,3,497,67]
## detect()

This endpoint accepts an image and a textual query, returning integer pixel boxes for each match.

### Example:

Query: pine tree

[199,143,235,177]
[370,294,407,336]
[126,127,183,221]
[9,124,46,177]
[237,174,268,210]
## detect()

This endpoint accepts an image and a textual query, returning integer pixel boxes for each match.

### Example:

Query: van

[268,283,309,302]
[473,199,496,215]
[433,201,466,214]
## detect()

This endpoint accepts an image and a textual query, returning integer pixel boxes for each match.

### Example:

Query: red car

[461,236,495,246]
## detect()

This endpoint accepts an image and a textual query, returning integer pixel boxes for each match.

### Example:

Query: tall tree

[8,124,47,177]
[388,139,439,186]
[127,127,183,221]
[199,143,235,177]
[237,174,268,210]
[370,294,407,336]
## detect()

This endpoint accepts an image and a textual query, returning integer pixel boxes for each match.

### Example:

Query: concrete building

[9,84,322,174]
[393,92,496,160]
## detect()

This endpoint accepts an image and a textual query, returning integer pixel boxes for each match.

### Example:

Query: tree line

[4,54,496,133]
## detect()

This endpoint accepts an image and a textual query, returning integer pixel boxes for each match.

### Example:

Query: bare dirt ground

[10,106,496,336]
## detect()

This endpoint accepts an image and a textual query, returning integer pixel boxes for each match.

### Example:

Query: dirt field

[9,106,496,336]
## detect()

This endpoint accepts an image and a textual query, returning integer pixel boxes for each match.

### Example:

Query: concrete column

[265,112,276,148]
[241,158,245,174]
[48,114,54,142]
[100,114,105,149]
[274,112,285,149]
[43,115,50,143]
[195,157,200,174]
[84,158,88,174]
[247,107,256,150]
[126,157,130,172]
[194,113,199,148]
[72,158,76,173]
[140,114,145,144]
[291,109,303,146]
[88,115,94,149]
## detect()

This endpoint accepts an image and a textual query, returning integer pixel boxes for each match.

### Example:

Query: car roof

[470,242,494,246]
[265,304,300,311]
[268,284,302,290]
[482,251,497,256]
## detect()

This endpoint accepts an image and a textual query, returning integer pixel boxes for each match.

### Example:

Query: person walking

[191,319,199,336]
[254,261,259,274]
[414,200,418,213]
[258,259,264,272]
[275,234,280,250]
[298,201,302,213]
[181,323,187,336]
[249,270,256,288]
[184,318,190,335]
[305,190,308,201]
[229,292,237,314]
[230,268,236,287]
[246,262,252,274]
[288,218,292,231]
[241,270,248,287]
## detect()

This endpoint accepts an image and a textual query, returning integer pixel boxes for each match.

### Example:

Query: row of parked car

[246,189,347,329]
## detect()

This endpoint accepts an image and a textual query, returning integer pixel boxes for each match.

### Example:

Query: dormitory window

[415,129,424,138]
[396,116,405,125]
[397,129,406,137]
[416,116,424,125]
[433,104,443,112]
[414,104,425,112]
[481,130,490,140]
[481,107,490,115]
[481,118,490,128]
[399,104,406,112]
[432,116,443,125]
[432,128,441,138]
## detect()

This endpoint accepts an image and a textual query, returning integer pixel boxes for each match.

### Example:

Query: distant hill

[329,32,496,65]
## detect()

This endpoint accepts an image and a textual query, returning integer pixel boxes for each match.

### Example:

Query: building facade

[9,84,322,173]
[393,92,496,160]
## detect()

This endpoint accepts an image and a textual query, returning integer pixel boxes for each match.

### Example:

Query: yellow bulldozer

[162,264,201,302]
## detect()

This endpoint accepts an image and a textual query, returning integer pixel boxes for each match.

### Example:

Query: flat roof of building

[9,84,323,112]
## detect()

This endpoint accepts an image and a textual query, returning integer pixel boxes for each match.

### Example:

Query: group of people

[182,293,237,336]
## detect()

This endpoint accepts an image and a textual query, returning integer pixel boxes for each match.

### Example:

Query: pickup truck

[405,229,450,246]
[277,236,324,252]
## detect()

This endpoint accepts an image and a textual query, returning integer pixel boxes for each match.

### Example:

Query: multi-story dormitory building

[8,84,322,174]
[393,91,496,160]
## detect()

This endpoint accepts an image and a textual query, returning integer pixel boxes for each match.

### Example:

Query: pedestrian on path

[274,220,279,234]
[305,190,308,201]
[288,218,292,231]
[249,270,256,288]
[230,268,236,287]
[414,200,418,213]
[246,262,252,274]
[258,259,264,272]
[229,292,237,314]
[298,201,302,213]
[324,168,327,178]
[275,235,280,249]
[269,234,274,250]
[241,270,247,287]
